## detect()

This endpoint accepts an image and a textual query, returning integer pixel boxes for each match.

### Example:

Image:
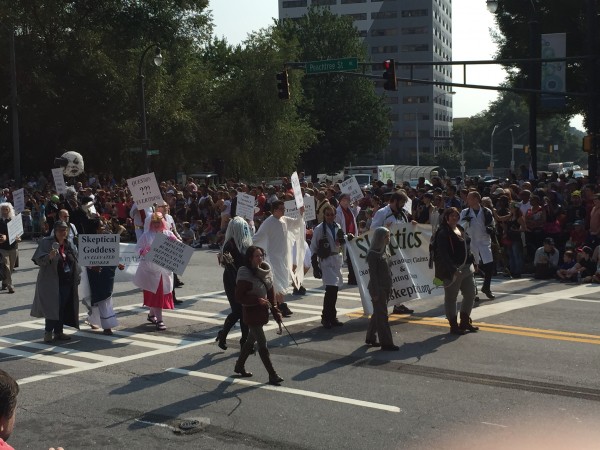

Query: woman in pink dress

[133,212,178,331]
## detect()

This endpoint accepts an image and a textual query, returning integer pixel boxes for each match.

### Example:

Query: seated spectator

[566,220,586,249]
[576,246,596,283]
[556,250,577,281]
[534,237,560,279]
[180,221,195,246]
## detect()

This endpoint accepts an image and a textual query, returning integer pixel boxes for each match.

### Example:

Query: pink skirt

[143,277,174,310]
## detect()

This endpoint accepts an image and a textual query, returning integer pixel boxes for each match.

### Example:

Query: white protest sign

[340,176,364,202]
[78,234,120,266]
[404,198,413,216]
[284,199,300,219]
[284,196,315,221]
[236,192,256,220]
[146,232,194,276]
[12,189,25,214]
[346,223,442,315]
[7,214,23,245]
[115,243,140,282]
[127,172,163,209]
[291,171,304,208]
[51,168,67,195]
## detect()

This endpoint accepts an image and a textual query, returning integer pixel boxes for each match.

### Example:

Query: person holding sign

[133,212,178,331]
[31,221,81,343]
[365,227,400,350]
[310,204,345,328]
[0,203,19,294]
[335,194,359,285]
[433,208,478,335]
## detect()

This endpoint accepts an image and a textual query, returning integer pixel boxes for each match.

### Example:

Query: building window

[389,113,399,121]
[343,13,367,20]
[372,11,398,19]
[403,96,429,104]
[371,45,398,54]
[282,0,308,7]
[386,97,399,104]
[341,0,366,3]
[371,28,399,37]
[401,44,429,52]
[401,27,428,35]
[401,9,428,17]
[312,0,336,5]
[357,30,367,38]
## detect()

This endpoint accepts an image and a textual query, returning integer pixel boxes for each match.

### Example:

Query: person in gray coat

[365,227,399,351]
[30,220,81,343]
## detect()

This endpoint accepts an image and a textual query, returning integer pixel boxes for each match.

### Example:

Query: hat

[54,220,69,229]
[579,246,593,256]
[51,195,60,203]
[543,237,555,246]
[492,188,505,196]
[571,190,581,197]
[574,220,584,226]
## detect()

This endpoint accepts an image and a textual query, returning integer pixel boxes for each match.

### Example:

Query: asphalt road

[2,240,600,449]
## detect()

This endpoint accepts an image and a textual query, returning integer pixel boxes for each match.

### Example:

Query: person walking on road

[0,203,19,294]
[31,220,81,343]
[233,246,284,385]
[434,208,478,335]
[310,204,345,328]
[365,227,400,351]
[215,217,252,349]
[335,194,360,285]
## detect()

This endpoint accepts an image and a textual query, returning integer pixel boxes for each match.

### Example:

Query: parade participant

[233,246,284,385]
[50,209,78,248]
[31,221,81,343]
[216,217,252,350]
[129,201,146,241]
[335,194,359,285]
[45,194,60,235]
[365,227,399,350]
[132,212,178,331]
[84,218,123,335]
[0,369,18,449]
[460,191,496,300]
[434,208,478,335]
[310,204,345,328]
[370,190,416,314]
[252,200,305,317]
[0,203,19,294]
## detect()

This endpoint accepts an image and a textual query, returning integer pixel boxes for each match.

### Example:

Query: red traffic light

[382,59,397,91]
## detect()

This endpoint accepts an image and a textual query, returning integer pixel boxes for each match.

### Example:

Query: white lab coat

[459,207,494,265]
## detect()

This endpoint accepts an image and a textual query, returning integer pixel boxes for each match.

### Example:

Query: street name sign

[305,58,358,74]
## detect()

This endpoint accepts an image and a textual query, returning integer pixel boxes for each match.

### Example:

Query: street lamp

[138,44,163,174]
[509,125,521,173]
[490,123,520,176]
[1,24,20,187]
[415,91,455,166]
[487,0,539,179]
[490,124,499,177]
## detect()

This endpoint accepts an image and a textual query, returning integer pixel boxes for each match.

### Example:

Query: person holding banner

[365,227,400,350]
[310,204,345,328]
[216,217,252,350]
[335,194,359,285]
[0,203,19,294]
[133,212,177,331]
[370,191,416,315]
[433,208,478,335]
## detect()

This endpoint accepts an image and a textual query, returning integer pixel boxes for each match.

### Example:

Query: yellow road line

[345,312,600,345]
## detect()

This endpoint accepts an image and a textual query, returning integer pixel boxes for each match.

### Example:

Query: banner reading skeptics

[78,234,120,266]
[346,223,442,315]
[146,232,194,276]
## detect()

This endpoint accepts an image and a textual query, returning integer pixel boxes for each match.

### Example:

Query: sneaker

[321,318,332,329]
[279,302,293,317]
[330,318,344,327]
[44,331,53,343]
[392,304,414,314]
[298,286,306,295]
[54,333,71,341]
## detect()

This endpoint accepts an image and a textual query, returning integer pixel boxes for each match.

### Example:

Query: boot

[279,302,293,317]
[459,313,479,332]
[258,348,284,385]
[234,342,254,377]
[448,316,466,335]
[216,317,236,350]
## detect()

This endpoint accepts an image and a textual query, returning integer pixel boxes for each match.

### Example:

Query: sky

[209,0,583,130]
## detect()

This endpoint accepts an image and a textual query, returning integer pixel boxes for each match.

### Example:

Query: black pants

[481,261,494,291]
[45,283,72,334]
[322,285,339,321]
[346,249,356,284]
[223,271,248,340]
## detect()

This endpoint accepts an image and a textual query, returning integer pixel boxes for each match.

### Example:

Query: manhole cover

[179,419,201,430]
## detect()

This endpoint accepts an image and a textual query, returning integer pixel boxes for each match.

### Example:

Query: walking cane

[275,320,299,346]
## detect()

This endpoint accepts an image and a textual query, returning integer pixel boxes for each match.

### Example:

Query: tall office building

[279,0,454,165]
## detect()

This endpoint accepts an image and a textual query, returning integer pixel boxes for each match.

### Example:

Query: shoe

[459,313,479,333]
[234,367,253,377]
[216,330,227,350]
[7,286,14,294]
[44,331,53,343]
[474,296,480,303]
[392,304,414,314]
[84,319,100,330]
[268,374,284,385]
[292,287,300,295]
[365,340,382,347]
[330,318,344,327]
[54,333,71,341]
[298,286,306,295]
[175,281,185,287]
[147,314,158,324]
[279,303,293,317]
[174,299,183,305]
[380,344,400,351]
[156,321,167,331]
[481,288,495,299]
[1,284,6,291]
[321,318,332,329]
[103,329,113,335]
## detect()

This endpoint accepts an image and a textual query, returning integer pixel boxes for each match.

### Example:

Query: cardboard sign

[78,234,120,266]
[340,176,364,202]
[51,168,67,195]
[7,214,23,245]
[146,232,194,276]
[236,192,256,220]
[291,171,304,208]
[127,172,163,209]
[115,243,140,283]
[12,189,25,214]
[284,196,314,221]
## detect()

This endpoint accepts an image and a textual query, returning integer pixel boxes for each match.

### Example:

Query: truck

[343,165,395,189]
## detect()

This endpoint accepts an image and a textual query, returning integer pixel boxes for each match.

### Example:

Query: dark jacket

[434,223,474,281]
[366,250,393,300]
[235,264,279,326]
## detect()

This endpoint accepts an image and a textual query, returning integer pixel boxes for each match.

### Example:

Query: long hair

[0,202,15,219]
[243,245,266,269]
[224,216,253,254]
[368,227,390,256]
[321,204,336,225]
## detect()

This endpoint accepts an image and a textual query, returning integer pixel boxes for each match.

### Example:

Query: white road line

[0,336,118,362]
[0,346,91,368]
[166,368,401,413]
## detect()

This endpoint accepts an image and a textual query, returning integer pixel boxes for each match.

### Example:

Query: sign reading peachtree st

[305,57,358,74]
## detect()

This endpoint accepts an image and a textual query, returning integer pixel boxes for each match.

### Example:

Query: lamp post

[1,24,20,187]
[509,127,516,173]
[487,0,539,179]
[138,44,163,174]
[490,124,499,177]
[415,91,455,166]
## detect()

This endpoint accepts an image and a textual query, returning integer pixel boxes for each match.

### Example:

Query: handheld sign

[115,243,140,283]
[284,196,315,221]
[291,171,304,208]
[340,176,364,202]
[78,234,120,266]
[146,232,194,276]
[13,189,24,214]
[7,214,23,245]
[236,192,256,220]
[51,168,67,195]
[127,172,163,209]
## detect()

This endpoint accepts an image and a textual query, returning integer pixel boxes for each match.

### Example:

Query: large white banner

[346,223,442,315]
[541,33,566,111]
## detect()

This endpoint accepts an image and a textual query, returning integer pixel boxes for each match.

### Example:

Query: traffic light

[383,59,397,91]
[276,70,290,100]
[524,145,529,154]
